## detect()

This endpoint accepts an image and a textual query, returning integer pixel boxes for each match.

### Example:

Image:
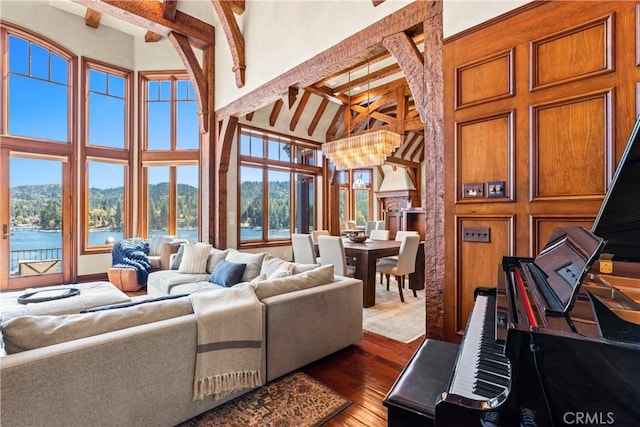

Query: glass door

[1,153,72,289]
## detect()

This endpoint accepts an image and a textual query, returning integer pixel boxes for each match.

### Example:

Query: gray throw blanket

[190,284,263,401]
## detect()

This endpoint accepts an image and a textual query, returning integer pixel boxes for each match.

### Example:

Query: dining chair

[346,220,357,230]
[378,230,419,270]
[375,220,385,230]
[291,233,318,265]
[376,234,420,302]
[317,235,355,277]
[364,221,377,237]
[369,229,390,240]
[311,229,330,241]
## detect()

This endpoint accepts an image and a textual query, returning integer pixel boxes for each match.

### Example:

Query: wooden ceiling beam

[303,85,347,106]
[144,31,163,42]
[308,99,329,137]
[289,91,310,132]
[85,9,102,28]
[373,0,386,6]
[167,32,208,131]
[313,32,424,90]
[245,111,254,121]
[383,31,426,123]
[331,63,401,96]
[269,99,284,127]
[228,0,246,14]
[71,0,214,49]
[211,0,246,87]
[326,105,346,141]
[163,0,178,21]
[408,137,424,162]
[288,87,299,108]
[217,1,430,119]
[405,116,424,131]
[349,78,406,104]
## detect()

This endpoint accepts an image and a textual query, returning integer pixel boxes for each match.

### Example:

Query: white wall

[1,0,532,275]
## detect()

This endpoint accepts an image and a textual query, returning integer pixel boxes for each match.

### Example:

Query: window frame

[138,71,200,240]
[237,125,322,248]
[337,168,374,226]
[80,58,133,254]
[1,22,78,287]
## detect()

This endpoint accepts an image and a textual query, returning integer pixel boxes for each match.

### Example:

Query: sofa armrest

[261,278,363,381]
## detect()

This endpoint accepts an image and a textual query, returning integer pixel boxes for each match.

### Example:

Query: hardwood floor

[303,331,424,426]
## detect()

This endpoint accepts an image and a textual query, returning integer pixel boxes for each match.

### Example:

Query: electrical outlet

[462,227,491,243]
[462,182,484,198]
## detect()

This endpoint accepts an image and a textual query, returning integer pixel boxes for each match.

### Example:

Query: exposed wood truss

[167,32,209,132]
[144,31,163,42]
[382,32,426,123]
[84,9,102,28]
[211,0,246,87]
[70,0,214,48]
[163,0,178,21]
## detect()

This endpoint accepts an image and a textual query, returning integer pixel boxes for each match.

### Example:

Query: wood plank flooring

[303,331,424,426]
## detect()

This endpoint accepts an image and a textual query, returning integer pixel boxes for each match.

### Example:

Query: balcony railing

[10,248,62,277]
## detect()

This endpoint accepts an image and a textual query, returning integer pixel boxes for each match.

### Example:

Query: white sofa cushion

[1,297,193,354]
[225,250,266,282]
[251,264,335,300]
[178,243,212,274]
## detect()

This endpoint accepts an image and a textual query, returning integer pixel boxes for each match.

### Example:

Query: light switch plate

[462,182,484,198]
[487,181,505,197]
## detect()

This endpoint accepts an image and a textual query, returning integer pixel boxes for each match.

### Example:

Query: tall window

[81,59,132,253]
[2,23,76,287]
[140,73,199,241]
[337,169,373,226]
[238,127,321,245]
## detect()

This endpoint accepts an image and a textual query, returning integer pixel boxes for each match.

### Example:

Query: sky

[7,33,199,189]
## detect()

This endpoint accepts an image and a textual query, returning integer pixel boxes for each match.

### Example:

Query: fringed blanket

[111,238,150,285]
[190,284,263,401]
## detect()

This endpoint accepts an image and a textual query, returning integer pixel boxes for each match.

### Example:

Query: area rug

[177,371,350,427]
[362,278,425,343]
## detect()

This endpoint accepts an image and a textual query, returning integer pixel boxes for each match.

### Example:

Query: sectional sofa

[0,245,363,427]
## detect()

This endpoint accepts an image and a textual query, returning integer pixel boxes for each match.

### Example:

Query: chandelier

[323,130,402,170]
[322,61,402,171]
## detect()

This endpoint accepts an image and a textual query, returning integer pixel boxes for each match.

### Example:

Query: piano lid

[592,116,640,262]
[529,226,605,314]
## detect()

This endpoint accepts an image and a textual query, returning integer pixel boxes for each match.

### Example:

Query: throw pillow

[268,264,294,279]
[178,243,212,274]
[206,248,231,274]
[252,264,335,300]
[209,260,247,287]
[225,250,266,282]
[149,235,173,256]
[260,254,296,278]
[170,244,185,270]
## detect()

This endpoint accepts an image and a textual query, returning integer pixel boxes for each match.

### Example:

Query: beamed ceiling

[63,0,425,165]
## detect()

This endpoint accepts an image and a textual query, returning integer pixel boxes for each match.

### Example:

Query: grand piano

[384,118,640,426]
[438,119,640,426]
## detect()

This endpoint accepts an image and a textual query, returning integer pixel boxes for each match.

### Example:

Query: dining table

[341,239,425,308]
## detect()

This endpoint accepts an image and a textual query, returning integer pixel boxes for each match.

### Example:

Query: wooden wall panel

[531,15,613,90]
[531,91,612,200]
[531,216,596,255]
[456,112,513,201]
[456,216,513,332]
[443,1,640,342]
[456,50,514,108]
